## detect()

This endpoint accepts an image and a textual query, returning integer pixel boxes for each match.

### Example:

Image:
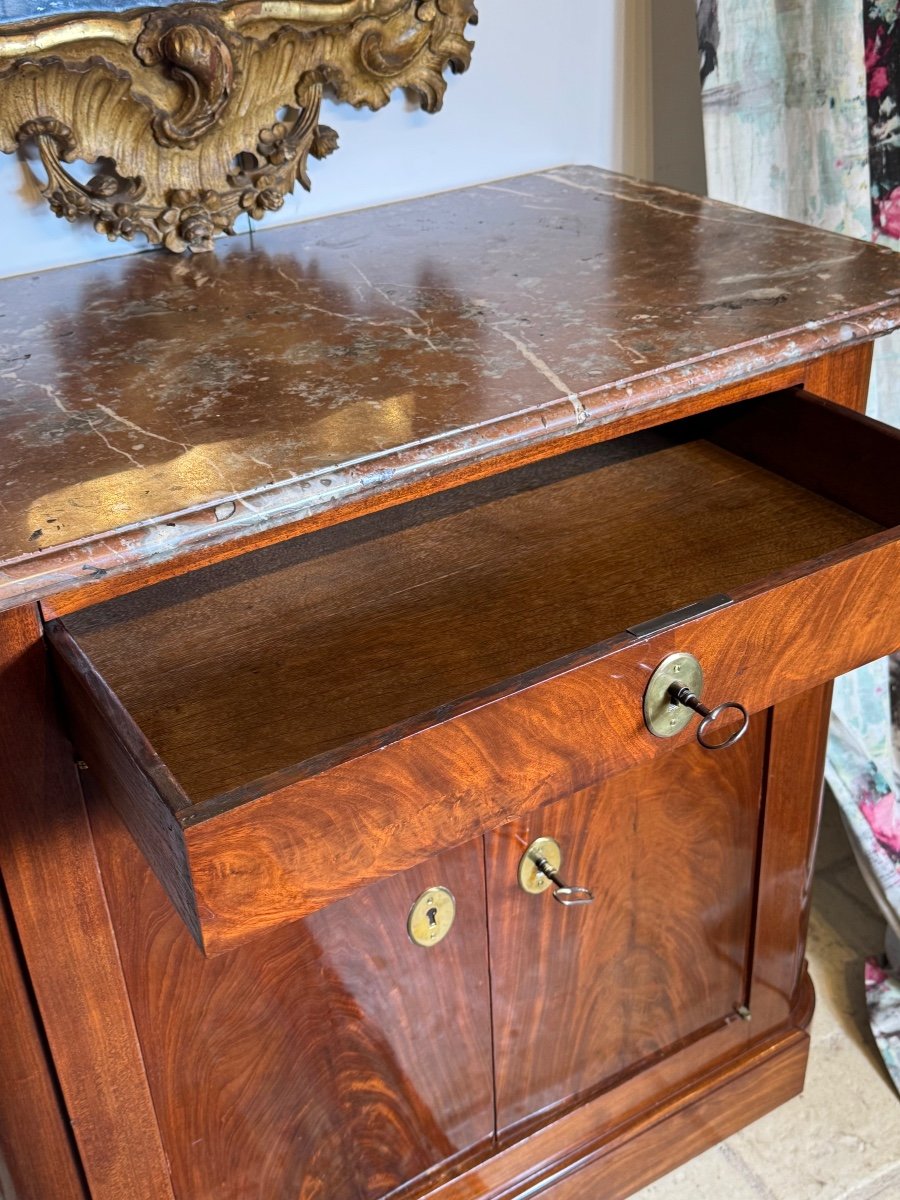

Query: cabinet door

[89,783,495,1200]
[486,718,766,1136]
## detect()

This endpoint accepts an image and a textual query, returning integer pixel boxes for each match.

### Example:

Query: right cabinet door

[485,716,767,1138]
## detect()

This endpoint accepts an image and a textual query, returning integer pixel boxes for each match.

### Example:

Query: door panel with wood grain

[486,718,766,1137]
[88,779,495,1200]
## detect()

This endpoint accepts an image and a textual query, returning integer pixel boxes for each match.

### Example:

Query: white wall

[0,0,680,278]
[651,0,706,195]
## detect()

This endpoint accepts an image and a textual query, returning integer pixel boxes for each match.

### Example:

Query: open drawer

[46,390,900,953]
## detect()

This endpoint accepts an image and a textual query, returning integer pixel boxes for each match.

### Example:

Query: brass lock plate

[518,836,562,895]
[407,886,456,948]
[644,652,704,739]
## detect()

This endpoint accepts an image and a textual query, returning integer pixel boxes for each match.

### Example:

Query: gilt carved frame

[0,0,477,252]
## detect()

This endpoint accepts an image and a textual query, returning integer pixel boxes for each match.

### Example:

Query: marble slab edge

[5,304,900,612]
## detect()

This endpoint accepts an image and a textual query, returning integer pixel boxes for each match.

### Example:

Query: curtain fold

[697,0,900,1094]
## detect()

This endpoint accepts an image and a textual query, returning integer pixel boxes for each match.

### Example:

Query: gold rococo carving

[0,0,478,252]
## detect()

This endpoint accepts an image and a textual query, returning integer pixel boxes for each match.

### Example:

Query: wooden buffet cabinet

[2,167,900,1200]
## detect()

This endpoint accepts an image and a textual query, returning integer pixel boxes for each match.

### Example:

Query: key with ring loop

[642,652,750,751]
[517,837,594,906]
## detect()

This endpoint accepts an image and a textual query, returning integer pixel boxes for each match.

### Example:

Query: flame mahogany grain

[87,776,495,1200]
[532,1036,810,1200]
[487,721,766,1137]
[423,1020,812,1200]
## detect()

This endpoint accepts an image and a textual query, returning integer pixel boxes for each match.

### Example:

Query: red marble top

[1,165,899,606]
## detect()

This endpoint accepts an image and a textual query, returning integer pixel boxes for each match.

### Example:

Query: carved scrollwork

[14,85,338,253]
[135,9,241,149]
[0,0,478,252]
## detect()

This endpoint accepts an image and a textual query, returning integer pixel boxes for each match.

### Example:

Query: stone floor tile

[631,1143,766,1199]
[844,1164,900,1198]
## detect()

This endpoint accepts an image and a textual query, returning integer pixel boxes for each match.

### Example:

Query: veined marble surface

[1,165,899,605]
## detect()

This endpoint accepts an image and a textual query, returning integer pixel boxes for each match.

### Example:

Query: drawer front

[186,538,900,956]
[49,521,900,953]
[46,390,900,951]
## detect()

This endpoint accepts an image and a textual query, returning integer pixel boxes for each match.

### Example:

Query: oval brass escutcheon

[407,886,456,948]
[643,652,704,739]
[518,836,562,895]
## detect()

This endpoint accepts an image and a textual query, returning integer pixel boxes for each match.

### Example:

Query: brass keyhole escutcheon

[407,886,456,948]
[643,651,750,750]
[643,652,705,739]
[518,836,562,895]
[517,837,595,906]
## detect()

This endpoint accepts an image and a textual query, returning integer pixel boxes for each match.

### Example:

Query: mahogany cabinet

[1,167,900,1199]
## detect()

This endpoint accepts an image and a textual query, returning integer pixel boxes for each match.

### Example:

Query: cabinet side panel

[748,683,835,1030]
[804,342,873,412]
[0,880,85,1200]
[0,605,174,1200]
[88,779,496,1200]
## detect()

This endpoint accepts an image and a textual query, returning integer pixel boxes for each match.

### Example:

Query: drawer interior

[59,390,890,806]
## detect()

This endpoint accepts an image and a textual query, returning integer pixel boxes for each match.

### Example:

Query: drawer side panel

[50,647,201,948]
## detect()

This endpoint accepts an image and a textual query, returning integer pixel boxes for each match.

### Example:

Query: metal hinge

[626,594,732,640]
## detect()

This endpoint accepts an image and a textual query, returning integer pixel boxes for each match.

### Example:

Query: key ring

[670,687,750,751]
[643,653,750,752]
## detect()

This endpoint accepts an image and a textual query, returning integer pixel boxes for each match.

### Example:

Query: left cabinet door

[88,780,495,1200]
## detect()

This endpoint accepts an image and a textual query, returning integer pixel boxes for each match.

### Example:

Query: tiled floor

[635,793,900,1200]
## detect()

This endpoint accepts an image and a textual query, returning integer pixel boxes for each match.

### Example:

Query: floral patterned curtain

[869,4,900,245]
[697,0,900,1092]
